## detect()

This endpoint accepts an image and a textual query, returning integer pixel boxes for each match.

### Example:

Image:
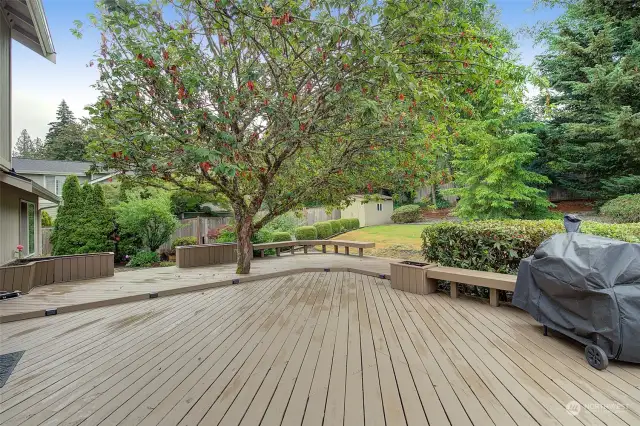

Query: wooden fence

[301,207,341,225]
[414,183,458,204]
[41,227,53,256]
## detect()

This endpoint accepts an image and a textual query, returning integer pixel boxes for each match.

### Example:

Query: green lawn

[334,224,426,251]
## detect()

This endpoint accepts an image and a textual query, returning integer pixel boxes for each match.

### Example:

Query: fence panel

[414,183,458,204]
[41,227,53,255]
[302,207,340,225]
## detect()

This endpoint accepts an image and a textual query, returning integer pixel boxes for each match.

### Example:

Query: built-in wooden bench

[426,266,516,307]
[253,240,375,257]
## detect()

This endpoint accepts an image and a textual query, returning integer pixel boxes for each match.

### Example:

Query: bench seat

[426,266,516,307]
[253,240,375,257]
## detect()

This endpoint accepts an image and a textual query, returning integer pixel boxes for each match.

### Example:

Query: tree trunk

[236,216,253,274]
[431,183,437,205]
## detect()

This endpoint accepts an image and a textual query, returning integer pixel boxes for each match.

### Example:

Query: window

[55,179,60,195]
[377,203,383,211]
[19,200,36,256]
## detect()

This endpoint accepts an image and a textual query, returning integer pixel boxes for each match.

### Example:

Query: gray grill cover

[513,233,640,363]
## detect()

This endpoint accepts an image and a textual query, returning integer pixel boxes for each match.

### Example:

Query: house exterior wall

[0,14,11,170]
[340,198,393,227]
[0,182,40,265]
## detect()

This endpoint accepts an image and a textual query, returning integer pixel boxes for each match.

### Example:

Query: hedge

[422,220,640,275]
[171,236,197,249]
[346,218,360,229]
[391,204,421,223]
[314,221,333,239]
[127,251,160,267]
[600,194,640,223]
[295,226,318,240]
[339,218,352,231]
[272,231,292,242]
[328,219,343,234]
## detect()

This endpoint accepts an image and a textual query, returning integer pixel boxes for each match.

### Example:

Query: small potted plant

[15,244,24,259]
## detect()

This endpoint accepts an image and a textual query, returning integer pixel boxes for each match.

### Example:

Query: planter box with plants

[390,260,437,294]
[0,252,114,294]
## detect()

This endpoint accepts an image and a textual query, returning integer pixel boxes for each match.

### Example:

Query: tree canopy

[43,100,88,161]
[12,129,45,158]
[84,0,526,272]
[535,0,640,199]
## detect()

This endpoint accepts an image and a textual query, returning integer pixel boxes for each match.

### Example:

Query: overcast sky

[11,0,563,142]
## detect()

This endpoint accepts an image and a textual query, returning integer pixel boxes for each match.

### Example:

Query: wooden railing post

[359,248,364,257]
[345,247,350,255]
[334,245,338,254]
[303,245,308,254]
[322,245,326,253]
[276,247,281,256]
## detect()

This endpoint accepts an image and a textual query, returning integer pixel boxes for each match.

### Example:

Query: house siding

[0,14,11,170]
[0,182,40,265]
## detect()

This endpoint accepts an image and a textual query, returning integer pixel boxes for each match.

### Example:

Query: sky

[10,0,564,142]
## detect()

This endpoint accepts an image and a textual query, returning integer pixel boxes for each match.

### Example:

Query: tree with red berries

[83,0,525,273]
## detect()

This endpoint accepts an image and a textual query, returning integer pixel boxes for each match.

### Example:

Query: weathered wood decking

[1,271,639,425]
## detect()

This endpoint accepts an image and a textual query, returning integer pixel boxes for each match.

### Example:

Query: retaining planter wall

[390,261,438,294]
[176,243,241,268]
[0,253,114,294]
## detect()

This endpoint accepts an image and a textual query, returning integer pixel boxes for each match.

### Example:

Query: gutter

[25,0,56,63]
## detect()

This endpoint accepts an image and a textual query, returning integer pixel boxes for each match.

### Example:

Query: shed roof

[11,157,99,175]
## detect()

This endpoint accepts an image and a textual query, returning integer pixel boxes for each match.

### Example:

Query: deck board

[1,271,640,426]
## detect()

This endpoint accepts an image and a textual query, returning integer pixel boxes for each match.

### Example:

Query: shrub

[314,221,333,239]
[600,194,640,223]
[127,250,160,267]
[348,218,360,229]
[116,195,179,252]
[263,212,304,234]
[171,236,197,249]
[421,220,640,275]
[295,226,318,240]
[41,211,53,227]
[338,218,353,231]
[207,224,233,241]
[391,204,421,223]
[272,231,292,242]
[216,228,237,243]
[328,220,343,234]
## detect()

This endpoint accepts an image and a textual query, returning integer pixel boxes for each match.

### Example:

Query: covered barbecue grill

[513,230,640,370]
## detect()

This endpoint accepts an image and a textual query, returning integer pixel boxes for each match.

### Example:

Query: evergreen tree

[536,0,640,198]
[51,176,84,255]
[446,119,552,219]
[51,178,114,255]
[12,129,37,157]
[43,100,87,161]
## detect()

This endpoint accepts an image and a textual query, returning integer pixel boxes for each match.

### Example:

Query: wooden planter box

[0,252,114,294]
[390,261,438,294]
[176,243,243,268]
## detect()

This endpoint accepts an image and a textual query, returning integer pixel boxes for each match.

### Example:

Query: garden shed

[340,194,394,227]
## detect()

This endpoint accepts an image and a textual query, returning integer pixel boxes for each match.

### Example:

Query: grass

[332,224,426,260]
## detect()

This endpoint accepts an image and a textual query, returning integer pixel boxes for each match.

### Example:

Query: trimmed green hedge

[328,220,343,234]
[272,231,292,242]
[422,220,640,275]
[171,236,197,249]
[347,218,360,229]
[391,204,421,223]
[295,226,318,240]
[127,251,160,267]
[339,218,352,231]
[600,194,640,223]
[314,222,333,239]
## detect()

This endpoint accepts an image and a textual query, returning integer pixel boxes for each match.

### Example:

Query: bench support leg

[291,246,295,255]
[425,277,438,294]
[276,248,281,257]
[489,288,499,307]
[359,248,364,257]
[334,245,338,254]
[260,250,264,258]
[345,247,349,256]
[322,245,326,253]
[450,282,458,299]
[303,245,308,254]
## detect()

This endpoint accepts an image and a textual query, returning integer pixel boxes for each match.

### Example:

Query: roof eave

[5,0,56,63]
[32,181,60,203]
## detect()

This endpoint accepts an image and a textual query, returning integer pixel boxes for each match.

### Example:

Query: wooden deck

[1,271,639,425]
[0,254,390,322]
